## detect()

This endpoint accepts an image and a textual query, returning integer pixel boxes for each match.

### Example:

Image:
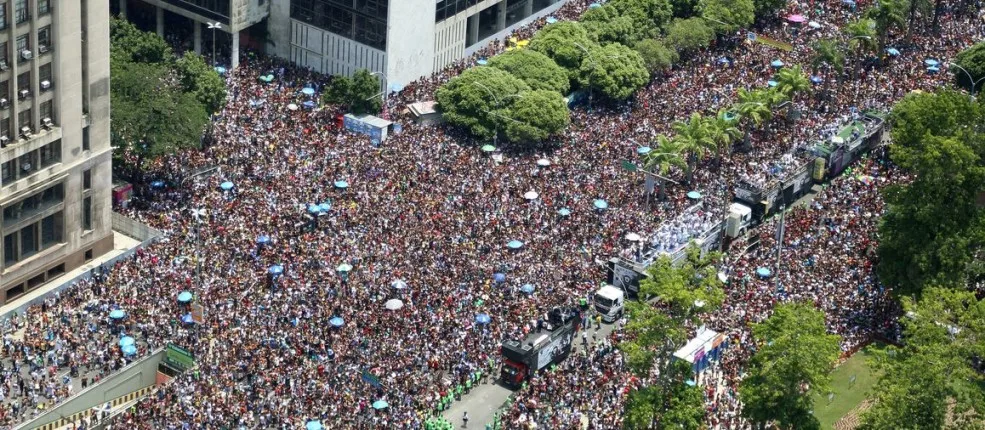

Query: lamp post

[775,203,786,292]
[470,82,524,148]
[949,63,985,100]
[370,71,388,113]
[190,208,207,285]
[207,22,222,67]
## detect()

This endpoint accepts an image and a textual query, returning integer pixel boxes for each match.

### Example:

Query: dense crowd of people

[0,0,979,428]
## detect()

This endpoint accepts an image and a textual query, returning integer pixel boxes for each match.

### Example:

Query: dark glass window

[0,3,7,30]
[82,196,92,230]
[20,224,36,257]
[14,0,27,25]
[291,0,387,50]
[41,213,60,247]
[435,0,482,23]
[38,0,50,16]
[4,233,15,266]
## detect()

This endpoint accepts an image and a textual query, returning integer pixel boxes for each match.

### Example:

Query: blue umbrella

[337,263,353,273]
[372,400,389,410]
[308,204,322,214]
[476,313,492,324]
[220,181,234,191]
[306,421,323,430]
[924,59,939,67]
[389,82,404,92]
[520,284,535,294]
[593,199,609,210]
[558,208,572,216]
[771,59,784,68]
[493,273,506,283]
[685,379,697,386]
[687,191,702,199]
[121,344,137,356]
[767,80,778,87]
[723,112,737,121]
[507,240,524,249]
[717,57,729,64]
[810,76,823,84]
[119,336,136,348]
[301,87,316,96]
[476,59,488,66]
[177,291,193,303]
[637,146,652,155]
[109,309,126,320]
[329,316,344,327]
[302,100,316,108]
[842,0,855,5]
[257,235,271,245]
[588,2,601,8]
[181,313,194,324]
[268,265,284,276]
[214,66,227,74]
[546,17,558,24]
[150,180,165,188]
[334,180,349,189]
[886,48,900,56]
[319,202,331,212]
[756,267,772,278]
[927,65,940,73]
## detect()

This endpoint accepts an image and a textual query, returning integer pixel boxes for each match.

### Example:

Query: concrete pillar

[523,0,533,18]
[231,31,240,70]
[193,21,202,54]
[156,7,164,37]
[468,16,479,46]
[497,2,507,30]
[119,0,127,18]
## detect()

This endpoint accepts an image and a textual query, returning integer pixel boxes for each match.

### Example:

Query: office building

[0,0,113,304]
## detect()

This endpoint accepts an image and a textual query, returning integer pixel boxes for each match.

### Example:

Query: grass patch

[812,342,885,430]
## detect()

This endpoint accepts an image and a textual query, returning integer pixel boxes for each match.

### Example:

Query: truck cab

[594,285,625,323]
[726,203,753,238]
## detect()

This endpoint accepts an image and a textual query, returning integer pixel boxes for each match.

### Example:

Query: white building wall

[290,20,386,77]
[267,0,292,59]
[384,0,437,88]
[433,18,468,74]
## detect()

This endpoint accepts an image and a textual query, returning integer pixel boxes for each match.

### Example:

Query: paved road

[444,311,620,429]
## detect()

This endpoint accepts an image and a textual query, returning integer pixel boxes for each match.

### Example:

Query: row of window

[3,211,61,266]
[0,99,55,144]
[435,0,483,23]
[0,25,53,67]
[0,138,60,183]
[291,0,388,50]
[0,0,52,30]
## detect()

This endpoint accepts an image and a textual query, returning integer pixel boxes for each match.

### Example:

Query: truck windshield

[595,295,614,307]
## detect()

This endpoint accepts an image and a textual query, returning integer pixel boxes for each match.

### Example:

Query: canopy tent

[672,326,728,374]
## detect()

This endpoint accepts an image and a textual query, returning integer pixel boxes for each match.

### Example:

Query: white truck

[593,285,626,323]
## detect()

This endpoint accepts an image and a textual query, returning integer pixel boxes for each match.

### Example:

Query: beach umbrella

[625,233,642,242]
[306,421,323,430]
[302,100,316,109]
[215,66,227,75]
[177,291,193,303]
[536,158,551,167]
[334,180,349,189]
[717,272,729,283]
[687,191,702,199]
[770,59,784,68]
[588,2,601,8]
[810,76,823,84]
[558,208,572,216]
[476,58,488,66]
[545,17,558,24]
[857,175,875,185]
[287,103,299,111]
[808,21,822,29]
[924,59,939,67]
[717,57,729,64]
[767,80,778,87]
[520,284,535,294]
[392,279,408,290]
[181,313,195,324]
[257,235,271,245]
[507,240,524,249]
[150,180,165,188]
[524,191,539,200]
[119,336,136,348]
[842,0,855,5]
[481,144,496,153]
[336,263,353,273]
[493,273,506,283]
[685,379,697,386]
[121,344,137,356]
[593,199,609,210]
[220,181,234,191]
[886,48,900,56]
[756,267,772,278]
[308,204,322,214]
[319,202,331,212]
[372,400,389,410]
[301,87,316,96]
[109,309,126,320]
[786,14,806,23]
[927,65,940,73]
[385,299,403,311]
[636,146,652,155]
[476,313,492,324]
[329,316,344,327]
[268,265,284,276]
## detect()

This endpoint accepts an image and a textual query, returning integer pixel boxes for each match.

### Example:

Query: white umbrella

[385,299,404,310]
[625,233,642,242]
[536,158,551,167]
[391,279,408,289]
[717,272,728,283]
[287,103,299,111]
[524,191,539,200]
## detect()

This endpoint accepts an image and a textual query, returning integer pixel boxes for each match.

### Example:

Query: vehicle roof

[730,203,752,216]
[596,285,624,299]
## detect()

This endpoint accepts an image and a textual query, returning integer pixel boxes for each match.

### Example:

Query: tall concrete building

[119,0,569,90]
[0,0,113,303]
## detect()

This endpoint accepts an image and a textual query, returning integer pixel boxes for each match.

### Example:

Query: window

[17,150,35,174]
[20,224,36,258]
[0,116,8,138]
[4,233,15,266]
[14,0,26,25]
[83,169,91,190]
[16,71,28,94]
[39,100,52,123]
[39,63,50,90]
[82,126,90,151]
[0,3,7,30]
[0,42,8,66]
[15,35,28,63]
[40,213,60,247]
[0,80,8,101]
[1,159,13,182]
[82,196,92,230]
[38,26,50,51]
[37,0,49,16]
[39,139,59,167]
[18,107,30,132]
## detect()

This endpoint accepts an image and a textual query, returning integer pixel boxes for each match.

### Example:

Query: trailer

[500,307,579,388]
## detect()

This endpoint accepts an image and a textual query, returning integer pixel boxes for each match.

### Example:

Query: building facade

[0,0,113,304]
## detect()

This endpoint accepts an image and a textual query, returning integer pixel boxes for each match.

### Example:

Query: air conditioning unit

[0,136,8,147]
[0,98,8,108]
[0,61,8,71]
[40,80,50,90]
[20,126,31,138]
[18,89,29,99]
[41,117,51,128]
[20,50,32,60]
[38,45,47,54]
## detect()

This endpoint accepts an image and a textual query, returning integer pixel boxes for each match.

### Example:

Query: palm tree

[705,109,742,163]
[866,0,908,56]
[811,38,846,99]
[733,89,773,151]
[644,135,687,200]
[775,65,810,100]
[672,112,717,182]
[843,18,878,78]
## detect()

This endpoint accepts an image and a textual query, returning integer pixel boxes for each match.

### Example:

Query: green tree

[953,41,985,95]
[810,38,846,99]
[774,64,810,100]
[487,49,570,94]
[860,288,985,430]
[529,21,598,82]
[608,0,674,35]
[732,88,776,149]
[321,69,382,115]
[623,361,707,429]
[110,18,173,64]
[699,0,755,34]
[753,0,787,19]
[435,67,530,140]
[643,134,687,200]
[739,303,842,430]
[582,5,640,46]
[634,39,679,75]
[638,246,725,316]
[865,0,908,56]
[705,108,742,162]
[673,112,717,181]
[577,43,649,102]
[670,0,700,18]
[174,52,228,114]
[664,17,716,57]
[496,90,570,143]
[877,89,985,295]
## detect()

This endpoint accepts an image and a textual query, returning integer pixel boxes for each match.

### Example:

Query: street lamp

[370,71,388,112]
[574,42,627,112]
[190,208,207,284]
[207,22,222,67]
[949,63,985,100]
[469,82,517,148]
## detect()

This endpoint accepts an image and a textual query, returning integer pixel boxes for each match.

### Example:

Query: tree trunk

[931,0,943,31]
[906,0,918,40]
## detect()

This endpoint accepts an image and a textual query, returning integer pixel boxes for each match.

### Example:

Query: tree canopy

[583,5,641,47]
[487,49,570,94]
[321,69,383,115]
[436,67,531,140]
[529,21,599,82]
[877,89,985,295]
[664,17,716,56]
[634,39,679,75]
[578,43,649,101]
[496,89,570,143]
[174,52,227,114]
[953,41,985,94]
[699,0,755,33]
